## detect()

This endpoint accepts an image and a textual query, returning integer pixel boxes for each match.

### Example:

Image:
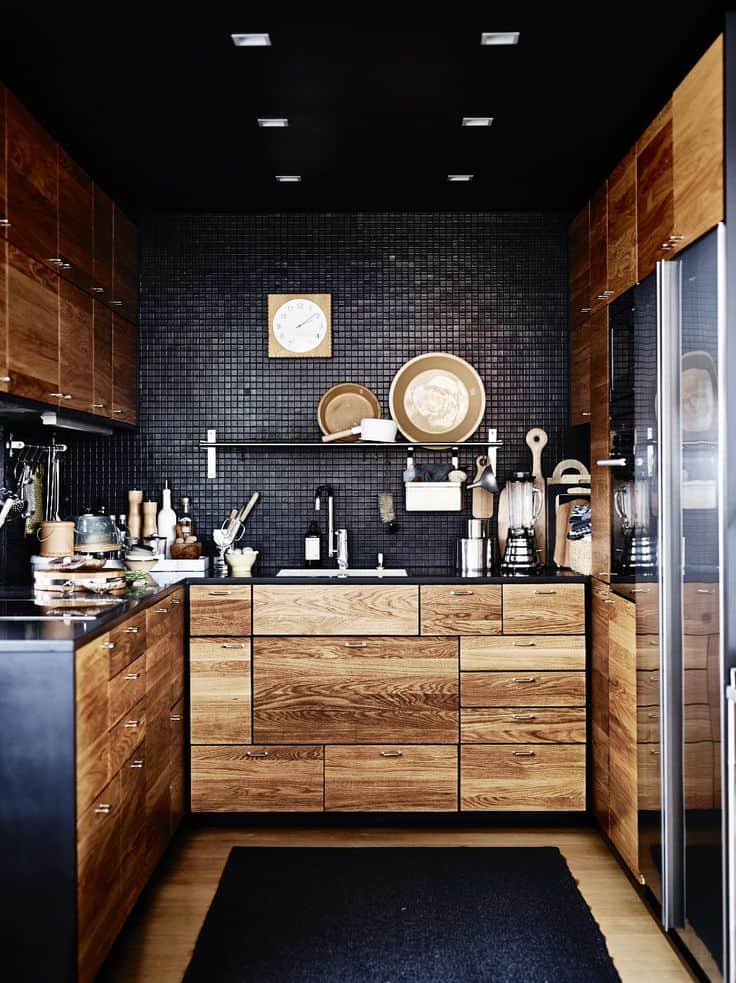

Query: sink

[276,568,409,578]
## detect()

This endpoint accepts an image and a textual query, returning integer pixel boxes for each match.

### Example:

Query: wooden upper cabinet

[672,35,723,251]
[0,231,7,392]
[5,91,58,267]
[93,184,114,298]
[608,593,639,876]
[111,314,137,424]
[569,316,591,426]
[92,302,112,418]
[0,84,7,237]
[58,148,93,291]
[607,148,637,300]
[568,203,590,327]
[589,183,609,308]
[112,206,138,323]
[636,102,674,280]
[59,279,94,412]
[7,243,59,402]
[590,306,611,580]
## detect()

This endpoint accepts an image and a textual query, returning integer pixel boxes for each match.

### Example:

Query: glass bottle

[179,496,195,539]
[304,520,321,568]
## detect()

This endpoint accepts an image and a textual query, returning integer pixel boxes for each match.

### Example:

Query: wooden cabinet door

[591,583,611,832]
[119,743,147,922]
[6,242,59,402]
[461,744,586,811]
[111,314,137,423]
[58,148,93,291]
[568,204,591,327]
[0,84,7,235]
[76,633,112,815]
[92,301,112,417]
[589,183,609,308]
[190,638,251,744]
[590,307,611,580]
[113,206,138,322]
[608,594,640,876]
[92,184,113,298]
[253,584,419,635]
[569,317,591,425]
[607,148,637,300]
[501,584,585,634]
[637,102,674,280]
[169,698,185,833]
[6,91,58,266]
[190,585,252,636]
[253,636,458,744]
[59,278,93,412]
[0,231,7,392]
[461,671,586,708]
[672,35,723,251]
[419,584,501,635]
[77,773,121,983]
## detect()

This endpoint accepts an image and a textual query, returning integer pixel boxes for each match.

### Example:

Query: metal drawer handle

[696,588,714,594]
[208,591,233,596]
[125,672,140,680]
[344,642,368,648]
[513,750,536,757]
[222,643,246,649]
[91,403,105,408]
[647,713,659,720]
[170,714,182,722]
[0,218,11,226]
[512,641,535,647]
[650,749,661,755]
[648,640,658,646]
[512,676,537,683]
[450,590,474,596]
[125,627,140,634]
[246,750,269,758]
[632,588,649,594]
[124,719,141,728]
[101,641,116,650]
[156,607,169,614]
[380,750,403,757]
[95,803,112,814]
[596,458,627,467]
[534,590,556,595]
[90,286,104,293]
[130,759,144,768]
[112,408,126,415]
[603,599,614,605]
[580,411,592,417]
[0,376,11,383]
[648,674,658,681]
[512,713,536,720]
[171,598,183,605]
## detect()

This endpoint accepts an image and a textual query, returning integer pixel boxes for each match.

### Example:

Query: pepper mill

[142,500,158,540]
[127,489,143,542]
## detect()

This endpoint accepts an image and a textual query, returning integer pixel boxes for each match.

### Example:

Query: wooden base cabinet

[325,745,457,812]
[461,745,586,811]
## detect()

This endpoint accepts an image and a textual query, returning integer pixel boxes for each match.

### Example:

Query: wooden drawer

[108,611,146,677]
[119,743,147,921]
[637,742,714,810]
[170,698,186,834]
[190,585,251,636]
[190,745,324,812]
[147,596,182,647]
[253,584,418,636]
[636,668,708,707]
[683,583,718,635]
[253,636,458,744]
[190,637,251,744]
[108,654,145,728]
[109,697,145,774]
[461,744,586,811]
[76,633,111,815]
[325,745,457,812]
[420,585,501,635]
[502,584,585,634]
[636,634,709,671]
[637,703,713,744]
[460,635,585,671]
[461,671,585,708]
[461,708,586,744]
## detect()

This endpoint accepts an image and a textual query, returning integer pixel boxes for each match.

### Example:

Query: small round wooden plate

[317,383,381,442]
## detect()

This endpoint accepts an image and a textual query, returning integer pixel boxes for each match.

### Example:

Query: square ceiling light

[462,117,493,127]
[276,175,301,183]
[231,33,271,46]
[447,174,474,182]
[258,118,289,127]
[481,32,520,45]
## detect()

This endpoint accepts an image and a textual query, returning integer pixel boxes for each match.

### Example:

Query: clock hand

[294,311,320,330]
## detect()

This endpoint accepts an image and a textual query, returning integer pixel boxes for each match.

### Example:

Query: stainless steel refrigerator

[607,225,733,981]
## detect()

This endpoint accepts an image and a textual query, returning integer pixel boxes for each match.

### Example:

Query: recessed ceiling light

[231,33,271,47]
[462,117,494,127]
[447,174,474,183]
[258,118,289,127]
[276,175,301,183]
[481,31,520,45]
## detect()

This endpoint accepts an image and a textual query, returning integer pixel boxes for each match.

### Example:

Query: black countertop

[0,570,589,650]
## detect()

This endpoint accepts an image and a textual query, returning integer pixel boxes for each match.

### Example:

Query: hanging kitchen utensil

[389,353,486,446]
[471,455,494,519]
[317,383,381,442]
[402,449,416,483]
[526,427,548,565]
[321,418,398,443]
[447,448,467,484]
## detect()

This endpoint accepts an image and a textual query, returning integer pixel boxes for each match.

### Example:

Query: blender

[501,471,542,575]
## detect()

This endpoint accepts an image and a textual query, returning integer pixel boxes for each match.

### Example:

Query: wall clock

[267,293,332,358]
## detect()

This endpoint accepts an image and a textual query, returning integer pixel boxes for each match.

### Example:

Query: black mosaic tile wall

[4,212,570,579]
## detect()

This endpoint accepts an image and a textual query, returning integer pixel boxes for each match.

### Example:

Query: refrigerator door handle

[727,671,736,983]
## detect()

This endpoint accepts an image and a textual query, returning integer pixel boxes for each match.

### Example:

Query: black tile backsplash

[3,211,570,579]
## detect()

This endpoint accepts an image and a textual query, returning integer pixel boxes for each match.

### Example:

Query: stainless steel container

[457,519,497,577]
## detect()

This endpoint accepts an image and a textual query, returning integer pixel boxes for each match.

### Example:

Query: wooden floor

[101,824,693,982]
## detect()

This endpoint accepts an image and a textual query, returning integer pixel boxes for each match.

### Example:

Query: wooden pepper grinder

[127,489,143,542]
[142,500,158,540]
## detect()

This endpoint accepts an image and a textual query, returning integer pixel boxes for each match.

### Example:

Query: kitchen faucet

[314,485,349,571]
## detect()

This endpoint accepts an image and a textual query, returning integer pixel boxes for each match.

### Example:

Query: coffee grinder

[501,471,542,575]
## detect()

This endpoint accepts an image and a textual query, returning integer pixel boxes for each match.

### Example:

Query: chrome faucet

[335,529,349,573]
[314,485,336,558]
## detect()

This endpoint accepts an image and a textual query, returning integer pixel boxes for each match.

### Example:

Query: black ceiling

[0,2,726,217]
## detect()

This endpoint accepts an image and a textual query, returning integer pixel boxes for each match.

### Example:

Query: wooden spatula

[526,427,548,565]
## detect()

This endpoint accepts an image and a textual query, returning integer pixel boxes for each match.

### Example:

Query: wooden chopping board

[471,455,493,519]
[497,484,509,557]
[526,427,548,564]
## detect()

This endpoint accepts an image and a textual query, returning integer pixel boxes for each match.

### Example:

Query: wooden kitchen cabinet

[119,743,147,923]
[460,635,585,671]
[590,306,611,581]
[92,184,114,298]
[6,243,59,403]
[190,637,251,744]
[0,84,7,235]
[112,205,139,322]
[190,584,252,635]
[111,313,137,424]
[461,708,586,744]
[169,698,186,833]
[607,148,637,300]
[569,316,591,426]
[568,203,591,327]
[5,91,58,266]
[608,593,639,877]
[461,671,586,708]
[637,102,674,280]
[589,183,609,309]
[59,278,94,413]
[591,583,611,832]
[502,583,584,634]
[92,301,113,417]
[253,584,419,635]
[420,584,501,635]
[461,745,586,811]
[58,147,94,291]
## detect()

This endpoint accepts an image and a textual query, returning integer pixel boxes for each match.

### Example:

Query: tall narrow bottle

[157,481,177,558]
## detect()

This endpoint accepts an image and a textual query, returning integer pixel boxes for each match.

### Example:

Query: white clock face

[272,298,328,353]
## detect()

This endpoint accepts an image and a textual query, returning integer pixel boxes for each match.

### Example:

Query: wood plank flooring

[101,825,692,982]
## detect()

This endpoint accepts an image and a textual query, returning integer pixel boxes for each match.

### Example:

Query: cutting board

[526,427,548,564]
[497,485,509,557]
[471,455,494,519]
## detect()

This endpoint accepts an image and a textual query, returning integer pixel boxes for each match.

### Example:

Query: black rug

[184,847,620,982]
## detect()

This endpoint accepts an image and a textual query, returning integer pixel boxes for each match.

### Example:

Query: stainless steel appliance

[500,471,541,575]
[604,225,733,980]
[457,518,496,577]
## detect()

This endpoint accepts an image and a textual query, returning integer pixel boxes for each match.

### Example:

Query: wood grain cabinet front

[461,708,586,744]
[190,584,252,636]
[637,102,675,280]
[502,584,585,634]
[190,637,251,744]
[460,635,585,671]
[253,636,458,744]
[111,314,137,424]
[253,584,418,635]
[461,745,586,811]
[606,147,637,300]
[569,317,591,425]
[190,745,324,812]
[324,745,458,812]
[58,148,94,292]
[6,242,59,403]
[608,594,639,876]
[58,278,94,413]
[461,671,586,708]
[420,584,501,635]
[568,203,591,327]
[119,743,147,924]
[108,610,147,677]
